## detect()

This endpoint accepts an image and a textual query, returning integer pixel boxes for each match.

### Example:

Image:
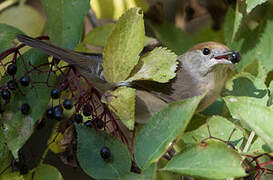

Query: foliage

[0,0,273,180]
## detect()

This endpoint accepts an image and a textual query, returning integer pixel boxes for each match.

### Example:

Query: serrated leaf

[41,0,89,49]
[1,49,55,158]
[76,125,131,179]
[103,8,145,82]
[147,21,194,54]
[224,96,273,150]
[223,72,268,106]
[224,6,243,46]
[162,140,246,179]
[33,164,63,180]
[0,5,43,37]
[246,0,268,14]
[84,23,115,47]
[182,116,244,149]
[103,86,135,130]
[134,94,204,170]
[127,47,177,83]
[91,0,149,20]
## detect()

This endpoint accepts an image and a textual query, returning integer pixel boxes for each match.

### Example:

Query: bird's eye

[202,48,210,55]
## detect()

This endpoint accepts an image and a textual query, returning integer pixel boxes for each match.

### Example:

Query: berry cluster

[0,36,128,176]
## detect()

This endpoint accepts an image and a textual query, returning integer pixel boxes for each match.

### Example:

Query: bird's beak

[212,51,241,65]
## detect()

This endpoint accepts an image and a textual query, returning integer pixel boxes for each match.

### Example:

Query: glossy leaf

[134,94,204,170]
[163,140,246,179]
[1,49,55,158]
[182,115,244,149]
[41,0,89,49]
[0,5,43,37]
[148,21,194,54]
[224,96,273,150]
[103,8,145,82]
[76,125,131,179]
[103,86,136,130]
[127,47,177,83]
[33,164,63,180]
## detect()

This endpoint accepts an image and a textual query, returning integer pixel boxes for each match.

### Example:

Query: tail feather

[16,34,104,81]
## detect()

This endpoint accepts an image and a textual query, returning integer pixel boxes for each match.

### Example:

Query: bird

[16,34,240,123]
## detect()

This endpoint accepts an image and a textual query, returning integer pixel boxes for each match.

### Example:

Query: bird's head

[181,41,241,77]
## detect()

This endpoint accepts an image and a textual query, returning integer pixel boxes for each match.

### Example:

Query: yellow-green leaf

[127,47,177,83]
[91,0,149,20]
[103,8,145,82]
[0,5,43,37]
[103,87,135,130]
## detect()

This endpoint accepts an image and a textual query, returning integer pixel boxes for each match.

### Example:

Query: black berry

[54,110,63,121]
[7,80,17,90]
[230,51,241,64]
[83,104,92,116]
[20,76,30,86]
[1,89,11,100]
[21,103,30,115]
[46,108,54,119]
[100,146,111,160]
[7,63,17,75]
[203,48,210,55]
[51,88,61,99]
[96,119,104,129]
[74,114,83,124]
[53,105,63,113]
[84,120,93,128]
[63,99,73,110]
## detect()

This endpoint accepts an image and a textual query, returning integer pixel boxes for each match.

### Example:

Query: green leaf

[223,72,268,106]
[182,116,244,149]
[246,0,268,14]
[103,87,136,130]
[162,140,246,179]
[1,49,55,158]
[0,24,24,52]
[134,94,204,170]
[127,47,177,83]
[194,26,224,44]
[76,125,131,179]
[41,0,89,49]
[119,163,157,180]
[224,5,243,46]
[0,131,12,174]
[242,59,266,81]
[0,5,44,37]
[224,96,273,150]
[147,21,194,55]
[83,23,115,47]
[33,164,63,180]
[249,137,272,155]
[103,8,145,82]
